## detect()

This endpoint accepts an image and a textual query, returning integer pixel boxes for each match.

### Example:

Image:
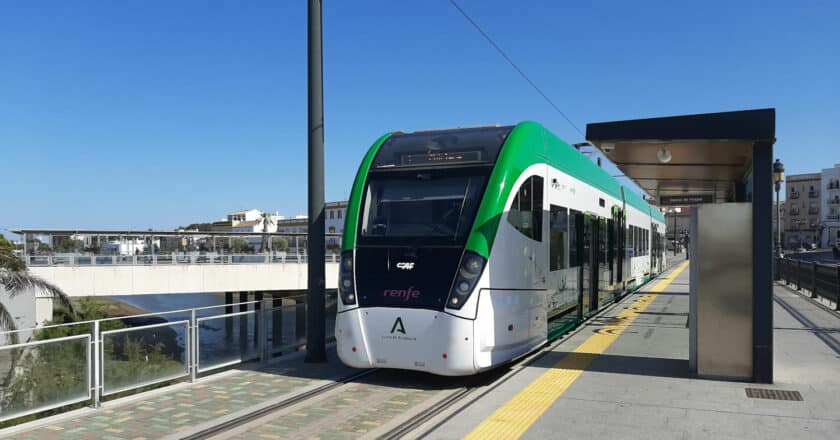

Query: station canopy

[585,109,775,205]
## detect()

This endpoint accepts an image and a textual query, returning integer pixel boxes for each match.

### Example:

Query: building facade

[821,164,840,247]
[785,173,821,249]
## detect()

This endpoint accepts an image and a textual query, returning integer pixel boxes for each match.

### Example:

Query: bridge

[12,229,340,297]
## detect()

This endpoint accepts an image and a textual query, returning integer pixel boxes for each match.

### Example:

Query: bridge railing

[23,252,341,267]
[0,293,336,424]
[776,258,840,310]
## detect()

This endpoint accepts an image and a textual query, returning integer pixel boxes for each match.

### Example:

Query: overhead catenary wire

[447,0,585,139]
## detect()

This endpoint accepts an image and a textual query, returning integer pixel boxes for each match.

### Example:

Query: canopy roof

[586,109,775,204]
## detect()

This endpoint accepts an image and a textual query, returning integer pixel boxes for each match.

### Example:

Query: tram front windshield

[360,172,487,243]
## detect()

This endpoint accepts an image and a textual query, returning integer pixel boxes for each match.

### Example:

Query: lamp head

[657,147,672,164]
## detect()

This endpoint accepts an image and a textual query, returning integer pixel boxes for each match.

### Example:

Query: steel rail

[180,369,376,440]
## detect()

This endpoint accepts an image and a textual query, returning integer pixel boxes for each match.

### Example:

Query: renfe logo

[383,287,421,302]
[395,262,415,270]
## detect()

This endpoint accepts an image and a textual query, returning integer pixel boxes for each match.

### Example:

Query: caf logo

[390,317,406,334]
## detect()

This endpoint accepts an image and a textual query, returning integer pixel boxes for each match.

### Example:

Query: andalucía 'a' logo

[390,317,406,334]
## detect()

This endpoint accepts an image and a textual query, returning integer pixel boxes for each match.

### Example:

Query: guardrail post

[796,260,802,290]
[811,262,818,298]
[92,320,101,408]
[835,265,840,311]
[190,309,197,382]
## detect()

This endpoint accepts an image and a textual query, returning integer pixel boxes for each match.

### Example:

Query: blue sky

[1,0,838,235]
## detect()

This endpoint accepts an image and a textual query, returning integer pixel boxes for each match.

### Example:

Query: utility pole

[305,0,327,363]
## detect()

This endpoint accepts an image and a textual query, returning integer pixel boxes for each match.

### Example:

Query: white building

[821,164,840,247]
[227,209,262,223]
[325,201,349,238]
[203,203,349,249]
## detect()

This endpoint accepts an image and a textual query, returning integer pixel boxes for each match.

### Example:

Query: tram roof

[585,108,775,206]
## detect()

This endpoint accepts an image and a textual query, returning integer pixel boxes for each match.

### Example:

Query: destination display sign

[399,150,483,166]
[659,194,714,206]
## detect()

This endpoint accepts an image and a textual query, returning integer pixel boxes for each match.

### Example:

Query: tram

[335,122,666,375]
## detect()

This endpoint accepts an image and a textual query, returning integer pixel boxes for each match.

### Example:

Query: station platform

[3,260,839,439]
[426,261,840,440]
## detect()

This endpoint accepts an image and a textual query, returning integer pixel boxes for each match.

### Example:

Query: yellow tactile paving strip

[465,261,690,440]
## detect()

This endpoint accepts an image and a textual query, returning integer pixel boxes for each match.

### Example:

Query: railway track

[183,285,644,440]
[180,369,377,440]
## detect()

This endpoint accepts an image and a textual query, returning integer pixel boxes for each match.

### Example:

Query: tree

[231,238,253,253]
[0,234,75,343]
[55,239,79,253]
[272,236,288,251]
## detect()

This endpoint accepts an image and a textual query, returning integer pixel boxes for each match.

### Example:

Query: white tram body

[336,123,666,375]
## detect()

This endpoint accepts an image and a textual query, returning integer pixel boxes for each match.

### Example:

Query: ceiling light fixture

[657,146,672,163]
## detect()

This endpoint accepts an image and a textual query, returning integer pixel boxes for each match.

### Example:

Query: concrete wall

[28,263,339,297]
[0,285,51,341]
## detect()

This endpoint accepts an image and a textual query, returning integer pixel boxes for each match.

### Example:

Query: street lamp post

[773,159,785,280]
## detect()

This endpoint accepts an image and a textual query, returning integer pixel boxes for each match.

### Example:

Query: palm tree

[1,234,75,344]
[259,212,276,253]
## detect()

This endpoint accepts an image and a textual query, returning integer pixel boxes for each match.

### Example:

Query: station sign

[659,194,713,206]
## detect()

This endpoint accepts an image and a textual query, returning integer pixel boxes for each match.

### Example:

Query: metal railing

[776,258,840,310]
[23,251,342,267]
[0,295,336,423]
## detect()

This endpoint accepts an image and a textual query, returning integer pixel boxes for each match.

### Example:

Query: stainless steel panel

[689,207,698,374]
[696,203,753,379]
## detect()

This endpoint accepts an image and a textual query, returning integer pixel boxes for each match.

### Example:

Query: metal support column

[305,0,327,363]
[239,292,249,359]
[225,292,233,341]
[752,141,773,383]
[254,292,263,344]
[92,320,101,408]
[272,296,283,354]
[190,309,197,382]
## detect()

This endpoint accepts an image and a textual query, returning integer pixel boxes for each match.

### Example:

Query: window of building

[329,210,334,219]
[549,205,568,271]
[337,210,342,219]
[507,175,543,241]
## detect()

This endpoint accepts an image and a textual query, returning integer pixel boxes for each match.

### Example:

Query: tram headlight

[447,251,486,310]
[339,251,356,305]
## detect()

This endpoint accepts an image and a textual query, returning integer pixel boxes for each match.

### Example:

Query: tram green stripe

[341,133,392,252]
[465,121,662,258]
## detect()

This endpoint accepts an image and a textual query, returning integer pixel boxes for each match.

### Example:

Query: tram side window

[569,209,581,266]
[636,226,642,256]
[598,217,607,264]
[508,176,544,241]
[549,205,569,271]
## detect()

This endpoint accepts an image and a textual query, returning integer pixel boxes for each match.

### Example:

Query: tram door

[650,225,658,273]
[577,214,591,319]
[597,217,608,307]
[615,208,624,286]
